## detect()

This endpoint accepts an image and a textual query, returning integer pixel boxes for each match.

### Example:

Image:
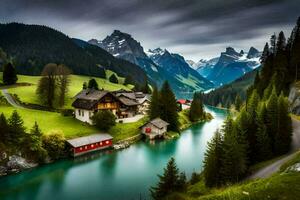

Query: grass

[178,109,213,130]
[109,117,148,142]
[0,72,132,109]
[165,151,300,200]
[248,155,286,174]
[0,104,98,139]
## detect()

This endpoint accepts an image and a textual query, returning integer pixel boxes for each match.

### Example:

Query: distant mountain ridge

[89,30,213,95]
[0,23,147,84]
[196,47,261,86]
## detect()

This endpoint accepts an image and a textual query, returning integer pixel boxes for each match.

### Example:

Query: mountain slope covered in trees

[0,23,147,84]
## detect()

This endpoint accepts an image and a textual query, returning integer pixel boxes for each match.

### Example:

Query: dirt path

[247,119,300,180]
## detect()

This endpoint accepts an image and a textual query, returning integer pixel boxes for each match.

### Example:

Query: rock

[285,162,300,172]
[0,166,7,176]
[288,85,300,114]
[6,155,38,170]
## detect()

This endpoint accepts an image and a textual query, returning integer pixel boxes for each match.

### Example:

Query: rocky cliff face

[289,83,300,114]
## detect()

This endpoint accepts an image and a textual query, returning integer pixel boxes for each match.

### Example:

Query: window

[106,141,109,144]
[78,110,81,116]
[85,146,87,150]
[100,142,102,146]
[80,147,83,151]
[91,144,94,148]
[82,111,84,117]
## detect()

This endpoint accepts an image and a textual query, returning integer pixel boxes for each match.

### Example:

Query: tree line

[0,111,66,163]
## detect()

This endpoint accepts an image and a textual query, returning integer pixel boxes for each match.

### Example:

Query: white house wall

[75,109,93,124]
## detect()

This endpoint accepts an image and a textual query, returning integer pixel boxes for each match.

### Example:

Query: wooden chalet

[72,89,141,124]
[140,118,169,139]
[66,134,113,157]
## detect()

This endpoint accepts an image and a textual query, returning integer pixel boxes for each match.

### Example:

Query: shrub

[42,130,66,160]
[91,110,116,131]
[60,109,74,116]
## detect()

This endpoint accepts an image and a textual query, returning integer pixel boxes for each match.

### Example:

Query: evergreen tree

[150,157,180,200]
[270,34,277,54]
[23,122,47,161]
[203,129,223,187]
[148,86,160,119]
[234,94,242,111]
[190,172,200,185]
[141,78,151,94]
[0,113,9,145]
[109,74,118,84]
[8,110,26,144]
[88,78,99,90]
[189,92,204,122]
[275,93,292,155]
[266,87,279,152]
[255,103,272,161]
[221,123,247,183]
[3,62,18,85]
[159,81,179,131]
[124,75,134,85]
[235,108,251,159]
[176,172,187,191]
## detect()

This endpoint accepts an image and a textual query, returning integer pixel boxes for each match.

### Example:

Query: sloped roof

[74,89,108,100]
[118,96,140,106]
[67,134,113,148]
[141,118,169,129]
[72,99,98,109]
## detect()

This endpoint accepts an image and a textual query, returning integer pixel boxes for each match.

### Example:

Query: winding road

[248,119,300,180]
[1,89,24,108]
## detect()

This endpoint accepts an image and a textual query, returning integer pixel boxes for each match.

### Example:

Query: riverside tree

[8,110,26,145]
[189,92,204,122]
[150,157,186,200]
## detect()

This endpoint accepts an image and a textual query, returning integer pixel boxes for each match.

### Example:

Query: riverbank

[0,106,227,200]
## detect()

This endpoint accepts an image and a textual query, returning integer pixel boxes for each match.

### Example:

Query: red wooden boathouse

[67,134,113,157]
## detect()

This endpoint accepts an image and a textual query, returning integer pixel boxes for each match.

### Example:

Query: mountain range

[195,47,261,86]
[89,30,213,96]
[0,23,147,84]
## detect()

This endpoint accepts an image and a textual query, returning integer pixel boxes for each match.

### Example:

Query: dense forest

[202,68,258,107]
[202,17,300,188]
[0,23,147,84]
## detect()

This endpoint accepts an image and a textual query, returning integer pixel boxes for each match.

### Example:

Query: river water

[0,106,227,200]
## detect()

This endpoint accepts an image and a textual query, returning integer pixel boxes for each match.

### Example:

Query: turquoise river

[0,106,227,200]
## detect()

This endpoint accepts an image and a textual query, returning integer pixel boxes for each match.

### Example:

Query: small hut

[140,118,169,139]
[67,134,113,157]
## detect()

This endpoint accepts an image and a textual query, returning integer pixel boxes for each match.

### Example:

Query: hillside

[165,151,300,200]
[0,23,147,84]
[202,68,258,107]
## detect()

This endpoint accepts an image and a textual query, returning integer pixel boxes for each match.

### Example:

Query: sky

[1,0,299,61]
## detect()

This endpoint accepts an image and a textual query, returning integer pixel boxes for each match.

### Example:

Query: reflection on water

[0,106,227,200]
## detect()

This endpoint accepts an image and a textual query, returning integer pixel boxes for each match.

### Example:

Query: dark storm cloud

[0,0,299,59]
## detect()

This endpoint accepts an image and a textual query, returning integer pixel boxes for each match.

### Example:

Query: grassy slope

[0,72,132,108]
[166,151,300,200]
[0,72,134,139]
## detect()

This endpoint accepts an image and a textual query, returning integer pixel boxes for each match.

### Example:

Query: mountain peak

[225,47,239,57]
[247,47,260,59]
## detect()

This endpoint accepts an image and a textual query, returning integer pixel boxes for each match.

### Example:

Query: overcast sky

[1,0,299,61]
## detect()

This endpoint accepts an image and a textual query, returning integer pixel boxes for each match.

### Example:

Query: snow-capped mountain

[195,58,219,78]
[147,48,213,90]
[197,47,261,86]
[89,31,213,95]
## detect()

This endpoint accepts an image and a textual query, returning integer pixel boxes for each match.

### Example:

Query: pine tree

[148,86,160,119]
[234,94,242,111]
[150,157,180,200]
[124,75,134,85]
[270,34,277,54]
[189,92,204,122]
[255,103,272,161]
[3,62,18,85]
[203,129,223,187]
[8,110,26,145]
[88,78,99,90]
[275,93,292,155]
[221,124,247,183]
[235,108,251,158]
[176,172,187,191]
[141,78,151,94]
[23,122,47,161]
[0,113,9,145]
[159,81,179,131]
[266,87,279,153]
